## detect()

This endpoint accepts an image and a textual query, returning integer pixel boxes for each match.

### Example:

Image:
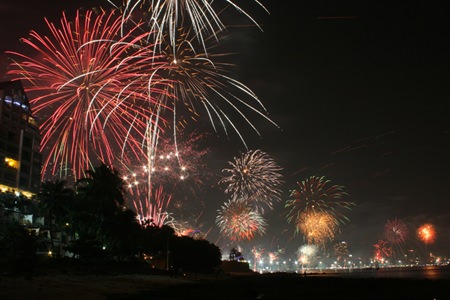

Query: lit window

[5,157,19,169]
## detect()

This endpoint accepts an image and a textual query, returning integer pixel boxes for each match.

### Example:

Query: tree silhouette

[70,163,127,256]
[38,179,73,256]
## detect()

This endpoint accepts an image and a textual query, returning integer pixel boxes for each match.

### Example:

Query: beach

[1,270,450,300]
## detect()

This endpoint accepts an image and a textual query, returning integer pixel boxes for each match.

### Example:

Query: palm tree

[74,163,127,253]
[38,180,73,256]
[75,163,125,215]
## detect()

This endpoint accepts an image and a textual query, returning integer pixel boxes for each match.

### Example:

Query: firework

[121,129,212,229]
[220,149,284,212]
[104,2,280,148]
[123,129,211,187]
[285,176,355,230]
[297,211,338,249]
[417,223,436,245]
[417,223,436,263]
[151,27,279,149]
[268,251,278,264]
[297,244,318,267]
[133,184,173,227]
[6,9,171,180]
[373,239,392,262]
[163,215,208,238]
[383,217,408,260]
[251,246,264,271]
[333,241,349,259]
[216,198,267,241]
[384,217,409,245]
[107,0,269,53]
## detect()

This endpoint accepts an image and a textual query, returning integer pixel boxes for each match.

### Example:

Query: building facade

[0,80,41,197]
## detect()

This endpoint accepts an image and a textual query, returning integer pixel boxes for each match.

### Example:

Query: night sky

[1,1,450,262]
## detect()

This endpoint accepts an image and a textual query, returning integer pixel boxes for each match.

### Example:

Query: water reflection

[313,265,450,280]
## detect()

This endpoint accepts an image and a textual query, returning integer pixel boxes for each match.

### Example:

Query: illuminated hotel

[0,80,41,198]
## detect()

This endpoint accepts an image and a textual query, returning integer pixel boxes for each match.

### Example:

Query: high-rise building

[0,80,42,197]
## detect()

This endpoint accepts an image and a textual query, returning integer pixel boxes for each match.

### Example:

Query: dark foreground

[1,271,449,300]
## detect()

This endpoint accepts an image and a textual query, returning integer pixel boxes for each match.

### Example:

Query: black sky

[1,0,450,261]
[244,0,450,259]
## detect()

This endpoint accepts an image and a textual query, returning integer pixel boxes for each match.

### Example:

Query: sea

[310,265,450,280]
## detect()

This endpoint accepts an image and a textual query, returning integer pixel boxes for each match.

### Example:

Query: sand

[1,271,449,300]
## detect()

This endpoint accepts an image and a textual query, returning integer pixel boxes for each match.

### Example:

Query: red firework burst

[6,8,172,180]
[384,217,408,245]
[216,198,267,241]
[417,223,436,245]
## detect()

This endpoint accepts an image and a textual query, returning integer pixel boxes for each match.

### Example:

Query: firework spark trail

[6,9,173,180]
[220,149,284,212]
[297,244,318,267]
[417,223,436,263]
[150,129,211,187]
[417,223,436,245]
[121,128,211,230]
[251,246,264,271]
[121,129,211,197]
[384,217,409,245]
[333,241,349,259]
[133,183,173,227]
[383,217,409,259]
[216,198,267,241]
[137,25,280,150]
[164,214,208,238]
[105,1,280,149]
[373,239,392,261]
[109,0,224,54]
[107,0,269,55]
[285,175,355,234]
[298,211,338,249]
[267,251,279,264]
